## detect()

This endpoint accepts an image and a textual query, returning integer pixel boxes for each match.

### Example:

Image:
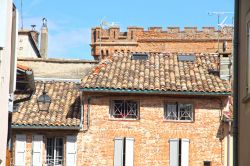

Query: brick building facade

[91,26,233,60]
[11,53,232,165]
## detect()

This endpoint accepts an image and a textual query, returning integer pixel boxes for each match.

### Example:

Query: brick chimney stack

[40,18,48,58]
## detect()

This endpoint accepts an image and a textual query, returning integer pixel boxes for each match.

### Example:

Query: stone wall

[91,26,233,60]
[78,94,229,165]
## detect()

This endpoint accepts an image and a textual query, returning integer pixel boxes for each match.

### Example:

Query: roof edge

[11,124,81,130]
[80,87,231,96]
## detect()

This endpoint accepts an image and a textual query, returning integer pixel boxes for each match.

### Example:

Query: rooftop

[81,52,231,95]
[12,80,81,129]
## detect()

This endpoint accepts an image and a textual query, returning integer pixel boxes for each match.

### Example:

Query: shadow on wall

[66,96,81,120]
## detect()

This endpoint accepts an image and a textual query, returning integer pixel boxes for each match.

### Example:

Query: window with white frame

[169,138,190,166]
[114,137,134,166]
[110,100,139,119]
[46,137,64,166]
[164,103,193,121]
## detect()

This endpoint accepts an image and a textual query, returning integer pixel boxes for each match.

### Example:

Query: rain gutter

[80,88,231,96]
[11,125,81,130]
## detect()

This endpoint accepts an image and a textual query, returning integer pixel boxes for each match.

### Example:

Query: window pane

[111,100,138,119]
[46,138,54,166]
[165,104,178,120]
[179,104,193,121]
[46,138,64,166]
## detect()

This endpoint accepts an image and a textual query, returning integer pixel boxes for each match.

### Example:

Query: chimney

[40,18,48,58]
[219,53,231,80]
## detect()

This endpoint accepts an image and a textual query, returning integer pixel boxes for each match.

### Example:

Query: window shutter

[181,139,190,166]
[15,134,26,166]
[125,138,134,166]
[169,139,179,166]
[66,135,77,166]
[32,135,43,166]
[114,137,123,166]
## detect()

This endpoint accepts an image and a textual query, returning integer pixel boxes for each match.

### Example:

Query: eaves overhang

[80,87,231,96]
[11,124,81,130]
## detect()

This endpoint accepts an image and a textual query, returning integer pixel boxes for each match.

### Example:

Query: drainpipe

[233,0,239,165]
[87,97,91,130]
[227,120,232,166]
[79,94,83,129]
[83,96,91,131]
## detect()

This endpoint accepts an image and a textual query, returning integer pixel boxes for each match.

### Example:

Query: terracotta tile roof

[12,81,81,128]
[17,64,32,71]
[81,52,231,94]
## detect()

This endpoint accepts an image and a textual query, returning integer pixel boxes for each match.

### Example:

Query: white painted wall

[0,0,17,165]
[17,33,39,58]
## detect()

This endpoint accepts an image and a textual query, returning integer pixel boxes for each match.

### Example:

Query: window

[131,53,148,60]
[164,103,193,121]
[178,54,195,62]
[169,138,189,166]
[110,100,139,119]
[204,161,211,166]
[114,137,134,166]
[46,138,64,166]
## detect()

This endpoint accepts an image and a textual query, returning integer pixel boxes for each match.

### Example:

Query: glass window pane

[111,100,138,119]
[165,104,178,120]
[179,104,193,120]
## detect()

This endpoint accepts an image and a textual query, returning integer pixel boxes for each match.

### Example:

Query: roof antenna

[208,11,233,52]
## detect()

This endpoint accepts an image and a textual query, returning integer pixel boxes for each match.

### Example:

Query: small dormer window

[178,54,195,62]
[131,53,148,60]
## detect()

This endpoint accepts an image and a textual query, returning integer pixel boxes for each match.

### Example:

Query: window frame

[164,102,194,122]
[109,99,140,120]
[46,137,64,166]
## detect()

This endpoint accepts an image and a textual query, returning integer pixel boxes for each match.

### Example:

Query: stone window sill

[163,119,194,123]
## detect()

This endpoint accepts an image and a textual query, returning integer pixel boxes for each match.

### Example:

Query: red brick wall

[91,26,233,59]
[11,130,78,166]
[77,94,228,165]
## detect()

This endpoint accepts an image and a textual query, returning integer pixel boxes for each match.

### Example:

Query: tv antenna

[208,11,233,52]
[208,12,233,29]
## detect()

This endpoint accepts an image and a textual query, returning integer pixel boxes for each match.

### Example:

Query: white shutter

[169,139,179,166]
[114,138,123,166]
[125,138,134,166]
[32,135,43,166]
[15,134,26,166]
[66,135,77,166]
[181,139,190,166]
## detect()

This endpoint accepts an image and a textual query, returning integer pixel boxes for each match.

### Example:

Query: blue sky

[13,0,234,60]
